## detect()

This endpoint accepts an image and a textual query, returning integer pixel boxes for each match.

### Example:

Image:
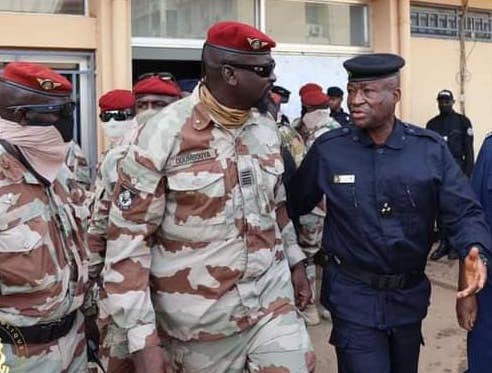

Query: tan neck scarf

[0,117,67,183]
[199,85,250,127]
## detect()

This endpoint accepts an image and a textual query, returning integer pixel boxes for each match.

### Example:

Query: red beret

[299,83,322,97]
[99,89,135,111]
[1,61,72,96]
[133,76,181,97]
[206,21,276,53]
[301,90,329,107]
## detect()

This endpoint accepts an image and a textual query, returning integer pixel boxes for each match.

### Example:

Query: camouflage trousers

[2,311,87,373]
[99,321,135,373]
[168,309,315,373]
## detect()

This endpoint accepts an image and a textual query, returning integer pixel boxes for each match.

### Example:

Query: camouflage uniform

[0,143,91,372]
[278,123,305,167]
[104,89,314,372]
[88,145,136,372]
[297,111,340,308]
[65,140,92,192]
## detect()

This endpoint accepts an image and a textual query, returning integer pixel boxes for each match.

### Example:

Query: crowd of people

[0,20,490,373]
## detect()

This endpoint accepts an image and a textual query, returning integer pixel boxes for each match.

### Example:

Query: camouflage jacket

[278,123,305,167]
[0,144,90,326]
[104,89,305,353]
[297,110,340,250]
[65,140,92,191]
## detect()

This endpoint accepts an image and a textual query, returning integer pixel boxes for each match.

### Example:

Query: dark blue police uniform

[468,135,492,373]
[288,54,491,373]
[331,108,351,127]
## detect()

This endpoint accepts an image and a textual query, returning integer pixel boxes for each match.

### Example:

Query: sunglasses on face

[224,60,276,78]
[7,102,75,116]
[99,109,135,122]
[137,72,177,82]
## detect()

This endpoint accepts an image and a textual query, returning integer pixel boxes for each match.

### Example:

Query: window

[132,0,255,39]
[0,0,85,15]
[411,5,492,42]
[265,0,370,47]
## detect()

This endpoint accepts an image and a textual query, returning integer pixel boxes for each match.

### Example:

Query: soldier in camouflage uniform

[296,88,340,325]
[0,62,91,372]
[103,21,315,373]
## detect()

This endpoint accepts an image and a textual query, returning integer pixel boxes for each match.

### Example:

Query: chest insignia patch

[116,188,134,210]
[333,174,355,184]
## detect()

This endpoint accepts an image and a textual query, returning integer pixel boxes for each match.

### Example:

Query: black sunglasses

[7,102,75,116]
[224,60,276,78]
[137,72,176,82]
[99,109,135,123]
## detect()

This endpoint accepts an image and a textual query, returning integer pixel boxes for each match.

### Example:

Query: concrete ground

[310,258,468,373]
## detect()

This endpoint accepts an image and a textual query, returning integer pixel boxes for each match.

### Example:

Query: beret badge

[37,78,62,91]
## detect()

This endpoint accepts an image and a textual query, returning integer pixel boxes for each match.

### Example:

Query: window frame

[131,0,372,54]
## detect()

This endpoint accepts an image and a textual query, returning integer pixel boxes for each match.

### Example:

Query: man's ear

[221,65,238,86]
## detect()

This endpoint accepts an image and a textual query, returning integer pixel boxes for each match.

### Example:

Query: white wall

[272,53,355,120]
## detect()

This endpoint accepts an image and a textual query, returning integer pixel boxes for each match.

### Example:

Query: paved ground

[310,258,468,372]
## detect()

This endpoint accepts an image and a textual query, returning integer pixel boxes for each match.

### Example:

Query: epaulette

[316,126,352,144]
[402,122,444,144]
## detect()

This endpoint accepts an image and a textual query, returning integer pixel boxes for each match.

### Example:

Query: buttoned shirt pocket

[0,214,55,296]
[167,171,226,226]
[255,159,284,214]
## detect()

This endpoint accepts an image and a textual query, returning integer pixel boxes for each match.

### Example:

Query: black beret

[436,89,454,100]
[343,53,405,82]
[271,85,290,103]
[327,86,344,97]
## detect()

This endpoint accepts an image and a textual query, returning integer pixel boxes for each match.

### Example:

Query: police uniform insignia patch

[116,187,134,210]
[467,127,473,136]
[36,78,62,90]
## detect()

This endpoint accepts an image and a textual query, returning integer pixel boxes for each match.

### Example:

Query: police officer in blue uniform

[327,86,351,126]
[466,135,492,372]
[288,53,490,373]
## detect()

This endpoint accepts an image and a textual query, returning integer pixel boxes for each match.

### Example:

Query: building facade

[0,0,491,168]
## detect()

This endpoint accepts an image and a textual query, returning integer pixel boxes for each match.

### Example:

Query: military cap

[298,83,322,97]
[327,86,344,97]
[437,89,454,100]
[99,89,135,112]
[343,53,405,82]
[133,76,181,97]
[301,90,329,107]
[271,85,291,100]
[206,21,276,53]
[1,61,72,96]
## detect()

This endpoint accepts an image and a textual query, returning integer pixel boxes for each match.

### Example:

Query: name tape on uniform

[333,174,355,184]
[170,149,217,167]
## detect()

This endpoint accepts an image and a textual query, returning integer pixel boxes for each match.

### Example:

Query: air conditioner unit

[307,23,323,37]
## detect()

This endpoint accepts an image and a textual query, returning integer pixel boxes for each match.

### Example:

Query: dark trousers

[467,282,492,373]
[330,318,422,373]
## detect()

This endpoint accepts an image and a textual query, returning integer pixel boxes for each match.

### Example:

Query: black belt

[0,311,76,345]
[325,254,424,290]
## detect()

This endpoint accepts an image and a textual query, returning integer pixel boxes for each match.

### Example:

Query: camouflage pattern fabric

[103,87,309,367]
[297,110,340,302]
[88,145,135,372]
[168,309,314,373]
[0,144,90,371]
[2,311,87,372]
[65,140,92,192]
[278,124,305,167]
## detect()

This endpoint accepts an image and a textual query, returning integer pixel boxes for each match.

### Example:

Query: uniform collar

[354,119,406,149]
